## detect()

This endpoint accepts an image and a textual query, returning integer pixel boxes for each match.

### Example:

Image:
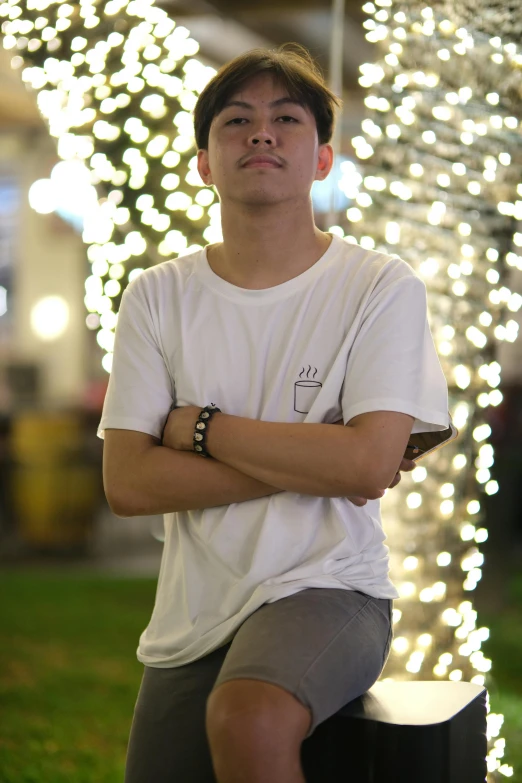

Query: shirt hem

[135,580,400,668]
[97,417,162,440]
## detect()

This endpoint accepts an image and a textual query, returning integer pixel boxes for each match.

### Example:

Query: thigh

[212,587,393,739]
[124,643,232,783]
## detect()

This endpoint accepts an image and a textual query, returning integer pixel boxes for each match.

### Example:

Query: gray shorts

[124,587,393,783]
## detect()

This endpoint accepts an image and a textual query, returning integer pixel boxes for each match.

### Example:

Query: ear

[197,148,214,186]
[314,143,334,183]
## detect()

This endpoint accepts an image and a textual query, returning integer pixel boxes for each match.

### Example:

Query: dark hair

[193,43,342,150]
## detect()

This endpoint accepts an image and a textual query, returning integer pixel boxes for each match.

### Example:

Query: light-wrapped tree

[329,1,520,779]
[1,0,220,371]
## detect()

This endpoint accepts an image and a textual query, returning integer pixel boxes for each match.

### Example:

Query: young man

[100,44,449,783]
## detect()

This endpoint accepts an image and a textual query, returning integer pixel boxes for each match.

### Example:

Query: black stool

[301,680,487,783]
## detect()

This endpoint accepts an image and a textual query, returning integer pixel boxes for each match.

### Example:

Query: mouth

[242,156,282,169]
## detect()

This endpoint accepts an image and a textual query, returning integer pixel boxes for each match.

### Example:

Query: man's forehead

[222,95,307,111]
[219,79,310,114]
[230,72,288,96]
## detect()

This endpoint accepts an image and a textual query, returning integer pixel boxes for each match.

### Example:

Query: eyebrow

[219,97,307,113]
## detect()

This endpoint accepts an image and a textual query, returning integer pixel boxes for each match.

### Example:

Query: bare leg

[206,679,311,783]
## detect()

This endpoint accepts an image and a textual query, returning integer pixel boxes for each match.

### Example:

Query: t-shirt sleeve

[341,270,449,434]
[97,284,174,440]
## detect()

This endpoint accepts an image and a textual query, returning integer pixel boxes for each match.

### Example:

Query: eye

[225,115,299,126]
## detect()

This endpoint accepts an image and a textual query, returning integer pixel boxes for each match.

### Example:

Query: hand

[331,418,416,507]
[162,405,202,451]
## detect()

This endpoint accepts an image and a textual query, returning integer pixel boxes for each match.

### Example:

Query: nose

[248,124,275,147]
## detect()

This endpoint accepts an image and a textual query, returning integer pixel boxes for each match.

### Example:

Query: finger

[346,496,368,506]
[399,458,416,472]
[388,472,401,489]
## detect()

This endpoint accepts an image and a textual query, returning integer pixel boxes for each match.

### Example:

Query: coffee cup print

[295,366,322,414]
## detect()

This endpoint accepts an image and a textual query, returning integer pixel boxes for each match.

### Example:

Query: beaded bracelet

[193,403,222,457]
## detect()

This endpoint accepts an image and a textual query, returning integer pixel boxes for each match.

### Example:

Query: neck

[207,197,332,289]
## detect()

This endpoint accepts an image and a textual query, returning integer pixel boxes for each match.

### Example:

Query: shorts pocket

[381,621,393,668]
[381,600,393,668]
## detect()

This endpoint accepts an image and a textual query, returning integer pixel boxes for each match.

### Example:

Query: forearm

[205,414,380,498]
[117,445,284,517]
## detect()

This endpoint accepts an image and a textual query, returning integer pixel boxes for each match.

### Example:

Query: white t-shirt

[98,233,449,667]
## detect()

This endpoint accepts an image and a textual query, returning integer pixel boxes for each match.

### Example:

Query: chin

[231,187,297,207]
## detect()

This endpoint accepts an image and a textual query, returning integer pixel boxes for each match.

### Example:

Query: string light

[1,0,218,373]
[329,3,520,779]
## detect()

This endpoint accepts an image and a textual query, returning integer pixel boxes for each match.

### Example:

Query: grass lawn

[1,567,521,782]
[0,571,156,783]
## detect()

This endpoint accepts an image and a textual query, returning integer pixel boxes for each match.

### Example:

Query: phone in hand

[404,420,459,462]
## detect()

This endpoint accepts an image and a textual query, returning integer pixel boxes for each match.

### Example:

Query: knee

[206,679,312,743]
[206,679,267,733]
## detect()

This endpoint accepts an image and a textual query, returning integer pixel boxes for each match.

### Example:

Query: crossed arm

[103,409,415,518]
